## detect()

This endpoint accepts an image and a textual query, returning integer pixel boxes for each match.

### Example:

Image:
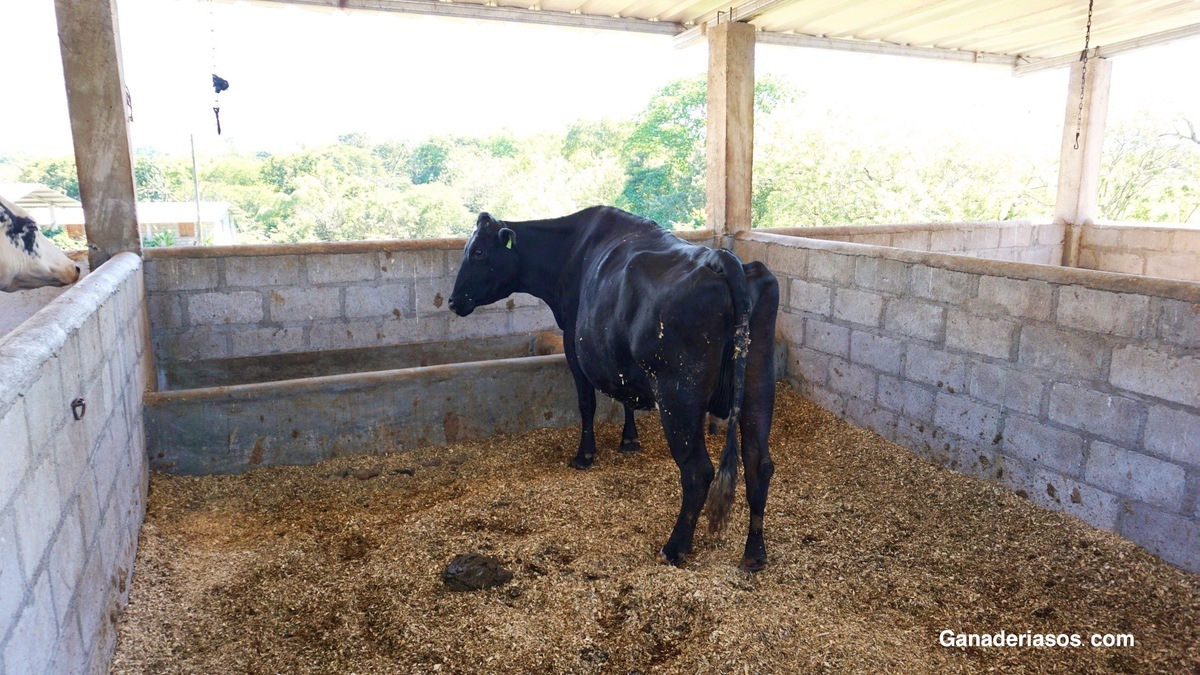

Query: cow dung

[110,384,1200,674]
[443,553,513,592]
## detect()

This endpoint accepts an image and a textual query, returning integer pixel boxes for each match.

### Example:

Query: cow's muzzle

[447,296,474,316]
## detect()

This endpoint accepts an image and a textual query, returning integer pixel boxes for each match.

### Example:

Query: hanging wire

[1073,0,1095,150]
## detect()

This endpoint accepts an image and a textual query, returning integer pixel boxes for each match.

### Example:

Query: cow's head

[1,196,82,292]
[448,212,518,316]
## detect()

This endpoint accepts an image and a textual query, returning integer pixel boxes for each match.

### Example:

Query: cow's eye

[471,249,484,260]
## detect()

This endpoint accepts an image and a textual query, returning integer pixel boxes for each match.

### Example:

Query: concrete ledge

[761,220,1045,238]
[142,228,717,259]
[739,231,1200,303]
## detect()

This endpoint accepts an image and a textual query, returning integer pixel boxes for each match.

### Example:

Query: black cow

[449,206,778,571]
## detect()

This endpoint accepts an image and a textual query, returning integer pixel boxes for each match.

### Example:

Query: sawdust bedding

[111,384,1199,673]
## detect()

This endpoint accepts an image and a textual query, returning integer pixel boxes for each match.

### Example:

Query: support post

[55,0,141,269]
[706,20,756,239]
[1054,57,1112,267]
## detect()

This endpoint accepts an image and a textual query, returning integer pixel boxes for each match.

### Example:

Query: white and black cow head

[0,196,81,292]
[448,212,519,316]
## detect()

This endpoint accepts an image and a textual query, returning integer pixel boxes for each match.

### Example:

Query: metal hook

[71,398,87,421]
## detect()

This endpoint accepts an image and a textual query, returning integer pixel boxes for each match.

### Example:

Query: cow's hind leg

[739,261,778,572]
[655,391,713,566]
[619,404,642,453]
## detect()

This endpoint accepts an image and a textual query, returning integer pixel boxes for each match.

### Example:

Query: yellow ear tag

[506,238,512,250]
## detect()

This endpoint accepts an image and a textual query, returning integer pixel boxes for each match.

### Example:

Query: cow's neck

[512,220,580,312]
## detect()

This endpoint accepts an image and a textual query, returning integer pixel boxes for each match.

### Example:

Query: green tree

[1099,115,1200,223]
[19,157,80,199]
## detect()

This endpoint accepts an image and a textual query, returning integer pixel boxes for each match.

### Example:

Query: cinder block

[0,515,25,632]
[1146,252,1200,281]
[187,291,264,326]
[1017,324,1107,380]
[0,400,30,511]
[1048,383,1143,447]
[967,361,1044,416]
[379,249,446,279]
[1,571,56,675]
[965,226,1001,251]
[877,375,935,422]
[1084,441,1186,511]
[146,293,183,330]
[891,231,930,251]
[974,276,1053,320]
[999,225,1033,248]
[807,251,855,284]
[844,397,897,438]
[266,287,341,323]
[344,284,413,320]
[827,357,876,399]
[1156,299,1200,348]
[1036,223,1066,246]
[306,253,379,284]
[905,344,967,393]
[45,501,85,629]
[1120,505,1199,573]
[1001,415,1085,475]
[999,456,1122,531]
[850,331,902,375]
[227,326,306,358]
[1096,251,1144,275]
[414,278,454,315]
[833,288,883,326]
[507,308,558,335]
[1057,286,1151,338]
[307,320,384,351]
[804,319,850,358]
[789,280,831,316]
[12,456,62,578]
[1082,226,1121,249]
[929,229,968,252]
[143,257,218,292]
[933,392,1002,445]
[443,311,511,340]
[156,327,228,362]
[945,310,1016,360]
[1110,345,1200,408]
[883,297,944,342]
[1122,228,1172,251]
[22,358,67,457]
[1143,406,1200,466]
[766,245,806,277]
[804,384,845,417]
[910,266,974,305]
[788,347,829,386]
[853,257,908,294]
[223,255,303,288]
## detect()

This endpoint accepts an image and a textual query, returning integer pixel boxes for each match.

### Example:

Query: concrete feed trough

[143,331,622,475]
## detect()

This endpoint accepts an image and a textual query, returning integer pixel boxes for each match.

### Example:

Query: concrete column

[55,0,141,269]
[1055,57,1112,267]
[706,20,756,238]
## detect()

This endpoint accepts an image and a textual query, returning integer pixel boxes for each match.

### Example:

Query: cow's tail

[704,248,752,534]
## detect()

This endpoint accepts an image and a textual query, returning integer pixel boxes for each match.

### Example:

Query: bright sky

[3,0,1199,159]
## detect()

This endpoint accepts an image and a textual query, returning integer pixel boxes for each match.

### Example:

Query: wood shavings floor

[111,385,1199,673]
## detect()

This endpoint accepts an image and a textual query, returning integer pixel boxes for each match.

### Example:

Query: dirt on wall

[111,385,1199,674]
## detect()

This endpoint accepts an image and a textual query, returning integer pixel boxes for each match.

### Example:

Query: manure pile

[112,385,1199,673]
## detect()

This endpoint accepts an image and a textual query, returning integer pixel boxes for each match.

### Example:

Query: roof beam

[232,0,682,36]
[673,0,797,49]
[1014,22,1200,75]
[754,31,1018,67]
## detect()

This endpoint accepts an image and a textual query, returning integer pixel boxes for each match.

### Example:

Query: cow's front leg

[619,404,642,453]
[566,361,599,470]
[656,396,712,565]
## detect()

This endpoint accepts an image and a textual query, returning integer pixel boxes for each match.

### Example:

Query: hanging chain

[1073,0,1095,150]
[209,0,222,134]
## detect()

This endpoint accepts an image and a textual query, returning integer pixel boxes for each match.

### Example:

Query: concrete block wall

[0,252,151,674]
[1078,223,1200,282]
[734,231,1200,573]
[761,221,1065,265]
[145,231,716,371]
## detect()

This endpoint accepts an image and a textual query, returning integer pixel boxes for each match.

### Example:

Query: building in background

[0,182,237,246]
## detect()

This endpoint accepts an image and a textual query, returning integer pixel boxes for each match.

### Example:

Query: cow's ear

[498,228,515,250]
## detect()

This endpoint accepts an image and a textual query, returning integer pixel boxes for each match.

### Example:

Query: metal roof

[243,0,1200,74]
[0,183,82,209]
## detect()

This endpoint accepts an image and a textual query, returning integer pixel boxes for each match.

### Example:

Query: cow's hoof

[619,439,642,454]
[655,548,688,566]
[570,455,595,470]
[738,556,767,573]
